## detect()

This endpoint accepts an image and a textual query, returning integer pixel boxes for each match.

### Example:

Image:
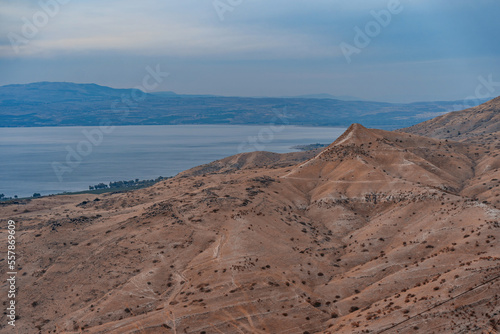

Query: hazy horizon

[2,80,496,104]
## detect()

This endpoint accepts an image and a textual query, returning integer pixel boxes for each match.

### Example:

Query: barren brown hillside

[1,120,499,333]
[402,96,500,141]
[404,95,500,216]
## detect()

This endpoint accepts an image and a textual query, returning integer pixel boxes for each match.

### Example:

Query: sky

[0,0,499,102]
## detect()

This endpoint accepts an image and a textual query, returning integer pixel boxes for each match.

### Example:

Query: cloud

[0,0,343,59]
[3,0,498,61]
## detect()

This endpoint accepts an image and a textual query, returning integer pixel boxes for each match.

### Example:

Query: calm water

[0,125,346,198]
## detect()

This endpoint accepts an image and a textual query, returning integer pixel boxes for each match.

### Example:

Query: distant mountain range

[283,93,367,101]
[0,82,488,128]
[153,91,366,101]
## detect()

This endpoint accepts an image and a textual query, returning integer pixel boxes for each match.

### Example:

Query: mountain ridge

[402,95,500,140]
[0,82,488,128]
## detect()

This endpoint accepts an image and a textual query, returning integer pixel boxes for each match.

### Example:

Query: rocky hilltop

[402,96,500,141]
[0,99,499,333]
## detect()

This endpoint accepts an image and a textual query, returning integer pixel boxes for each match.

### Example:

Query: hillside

[0,82,485,128]
[1,121,499,333]
[178,149,323,178]
[402,96,500,141]
[403,96,500,209]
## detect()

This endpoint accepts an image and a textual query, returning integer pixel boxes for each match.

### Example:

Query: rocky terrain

[402,96,500,141]
[1,98,499,333]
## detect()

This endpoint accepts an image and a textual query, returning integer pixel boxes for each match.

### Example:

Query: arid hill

[178,150,324,178]
[402,96,500,141]
[403,95,500,212]
[1,111,499,333]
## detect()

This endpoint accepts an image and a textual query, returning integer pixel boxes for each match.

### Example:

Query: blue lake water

[0,125,346,198]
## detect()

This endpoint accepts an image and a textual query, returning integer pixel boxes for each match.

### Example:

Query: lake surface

[0,125,346,198]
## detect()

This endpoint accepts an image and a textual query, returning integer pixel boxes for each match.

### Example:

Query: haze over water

[0,125,346,198]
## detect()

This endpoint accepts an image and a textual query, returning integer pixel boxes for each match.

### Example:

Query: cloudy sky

[1,0,499,102]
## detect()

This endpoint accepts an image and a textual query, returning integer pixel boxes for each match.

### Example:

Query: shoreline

[0,176,171,204]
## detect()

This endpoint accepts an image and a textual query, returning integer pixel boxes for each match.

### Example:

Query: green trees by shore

[88,176,169,191]
[1,176,171,202]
